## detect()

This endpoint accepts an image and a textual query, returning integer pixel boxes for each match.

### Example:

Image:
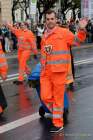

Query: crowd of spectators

[0,24,17,53]
[66,19,93,43]
[35,18,93,49]
[0,18,93,54]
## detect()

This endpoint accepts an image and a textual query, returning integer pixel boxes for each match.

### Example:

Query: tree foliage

[12,0,29,22]
[71,0,81,19]
[12,0,81,23]
[60,0,80,20]
[37,0,58,23]
[12,0,20,22]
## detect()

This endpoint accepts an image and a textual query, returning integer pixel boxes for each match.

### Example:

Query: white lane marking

[0,58,93,82]
[0,112,40,134]
[74,58,93,66]
[0,74,19,82]
[0,76,18,83]
[75,61,93,65]
[0,57,92,134]
[0,74,27,83]
[75,58,93,63]
[7,73,19,77]
[74,60,93,66]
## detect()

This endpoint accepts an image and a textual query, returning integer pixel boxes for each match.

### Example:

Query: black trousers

[70,46,75,79]
[37,36,41,49]
[0,84,7,110]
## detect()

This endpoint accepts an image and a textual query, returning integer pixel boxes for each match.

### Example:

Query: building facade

[0,0,12,24]
[81,0,93,19]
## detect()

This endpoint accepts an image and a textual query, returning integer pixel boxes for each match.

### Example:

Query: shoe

[13,80,23,85]
[50,125,63,133]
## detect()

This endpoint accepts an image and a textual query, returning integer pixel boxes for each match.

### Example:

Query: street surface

[0,44,93,140]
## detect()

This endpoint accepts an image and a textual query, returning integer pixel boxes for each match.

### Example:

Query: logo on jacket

[44,45,52,54]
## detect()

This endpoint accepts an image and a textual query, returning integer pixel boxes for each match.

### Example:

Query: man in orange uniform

[40,10,88,133]
[5,22,38,85]
[0,41,8,116]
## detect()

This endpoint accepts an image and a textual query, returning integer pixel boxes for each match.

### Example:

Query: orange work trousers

[18,50,31,81]
[40,67,67,127]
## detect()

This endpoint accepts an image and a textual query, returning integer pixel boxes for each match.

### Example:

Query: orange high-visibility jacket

[41,26,86,73]
[8,25,38,54]
[0,42,8,76]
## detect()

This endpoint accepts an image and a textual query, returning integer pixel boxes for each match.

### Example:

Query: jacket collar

[44,26,57,38]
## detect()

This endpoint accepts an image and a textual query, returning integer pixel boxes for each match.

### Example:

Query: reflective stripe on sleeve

[41,55,46,59]
[0,62,7,67]
[0,54,5,58]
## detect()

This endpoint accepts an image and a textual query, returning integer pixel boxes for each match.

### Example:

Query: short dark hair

[45,9,57,19]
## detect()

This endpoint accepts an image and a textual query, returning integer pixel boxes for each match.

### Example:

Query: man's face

[45,13,57,29]
[20,23,27,30]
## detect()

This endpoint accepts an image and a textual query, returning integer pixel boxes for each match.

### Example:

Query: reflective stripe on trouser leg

[18,50,31,81]
[52,72,66,127]
[40,69,53,113]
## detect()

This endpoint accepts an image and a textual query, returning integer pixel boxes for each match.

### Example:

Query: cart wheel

[63,108,69,124]
[39,106,45,117]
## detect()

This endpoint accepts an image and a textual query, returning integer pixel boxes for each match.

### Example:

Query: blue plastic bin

[28,63,69,117]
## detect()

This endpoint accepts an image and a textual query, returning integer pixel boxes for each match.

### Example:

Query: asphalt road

[0,44,93,140]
